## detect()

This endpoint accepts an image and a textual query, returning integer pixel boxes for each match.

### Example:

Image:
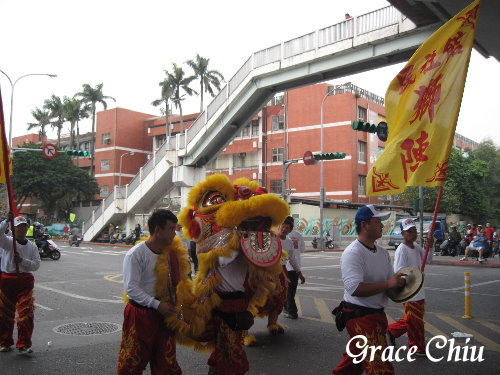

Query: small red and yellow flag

[0,88,12,184]
[367,0,481,196]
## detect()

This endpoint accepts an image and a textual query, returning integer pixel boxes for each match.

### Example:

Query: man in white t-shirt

[282,216,305,319]
[387,218,431,357]
[333,205,405,375]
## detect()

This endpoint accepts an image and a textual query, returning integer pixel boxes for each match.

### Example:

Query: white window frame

[358,175,366,196]
[271,115,284,131]
[358,141,366,163]
[101,159,110,171]
[272,148,284,162]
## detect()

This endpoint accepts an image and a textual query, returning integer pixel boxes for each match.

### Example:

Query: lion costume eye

[202,191,227,207]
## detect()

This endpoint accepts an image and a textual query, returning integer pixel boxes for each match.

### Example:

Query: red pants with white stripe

[117,303,181,375]
[333,310,394,375]
[0,273,35,348]
[387,299,425,352]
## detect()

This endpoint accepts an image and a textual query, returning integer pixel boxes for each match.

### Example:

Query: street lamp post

[0,69,57,147]
[319,87,336,249]
[119,151,135,186]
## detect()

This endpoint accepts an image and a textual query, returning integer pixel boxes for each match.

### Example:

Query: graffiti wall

[293,216,397,237]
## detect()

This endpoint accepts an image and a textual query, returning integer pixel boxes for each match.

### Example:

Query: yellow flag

[367,0,481,196]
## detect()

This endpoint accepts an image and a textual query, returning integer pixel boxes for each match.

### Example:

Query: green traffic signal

[65,149,89,157]
[351,121,377,133]
[313,152,347,161]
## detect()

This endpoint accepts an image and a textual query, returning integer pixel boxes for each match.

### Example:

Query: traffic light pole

[282,158,299,201]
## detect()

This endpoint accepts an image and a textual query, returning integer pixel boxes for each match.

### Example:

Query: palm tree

[166,63,196,133]
[186,54,225,112]
[43,95,65,147]
[27,107,51,143]
[74,83,116,176]
[63,97,90,149]
[152,76,175,138]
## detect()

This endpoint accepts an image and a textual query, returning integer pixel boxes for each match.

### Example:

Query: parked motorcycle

[438,239,461,256]
[124,232,137,245]
[110,232,126,244]
[69,234,82,247]
[312,235,335,249]
[36,234,61,260]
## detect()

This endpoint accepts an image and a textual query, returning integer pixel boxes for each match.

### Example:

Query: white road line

[35,284,123,303]
[35,303,54,311]
[301,265,340,270]
[443,280,500,291]
[83,250,123,256]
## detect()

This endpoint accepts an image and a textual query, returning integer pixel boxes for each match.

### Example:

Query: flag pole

[421,185,443,272]
[0,88,20,274]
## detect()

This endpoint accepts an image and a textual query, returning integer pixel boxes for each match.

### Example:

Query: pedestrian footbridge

[83,5,439,241]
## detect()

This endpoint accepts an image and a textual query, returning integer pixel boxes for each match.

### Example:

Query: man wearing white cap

[0,213,40,355]
[387,218,432,357]
[333,205,405,375]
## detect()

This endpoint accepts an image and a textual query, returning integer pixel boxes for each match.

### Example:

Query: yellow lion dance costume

[177,174,289,375]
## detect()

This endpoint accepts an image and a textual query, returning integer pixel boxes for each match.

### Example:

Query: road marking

[426,287,499,297]
[314,297,335,324]
[301,265,340,270]
[435,314,500,353]
[443,280,500,291]
[476,319,500,336]
[36,284,123,303]
[35,303,54,311]
[83,250,125,256]
[105,274,124,283]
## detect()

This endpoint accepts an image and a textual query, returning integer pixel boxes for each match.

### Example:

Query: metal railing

[185,112,206,145]
[207,85,228,121]
[228,56,252,97]
[318,19,354,47]
[357,6,399,35]
[253,44,281,68]
[284,31,316,58]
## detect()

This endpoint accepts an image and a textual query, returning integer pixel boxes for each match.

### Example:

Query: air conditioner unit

[104,139,111,145]
[252,141,257,148]
[252,172,257,179]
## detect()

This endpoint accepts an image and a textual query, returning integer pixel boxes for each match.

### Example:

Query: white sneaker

[459,257,468,261]
[0,346,12,352]
[18,347,33,355]
[478,258,485,262]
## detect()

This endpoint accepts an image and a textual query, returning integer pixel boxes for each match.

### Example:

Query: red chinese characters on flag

[426,159,449,183]
[396,65,416,95]
[420,50,442,74]
[400,131,430,182]
[370,167,400,193]
[443,31,464,60]
[409,74,442,124]
[457,4,480,29]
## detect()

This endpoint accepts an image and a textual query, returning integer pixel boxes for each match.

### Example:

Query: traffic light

[65,150,89,157]
[313,152,346,161]
[352,121,388,142]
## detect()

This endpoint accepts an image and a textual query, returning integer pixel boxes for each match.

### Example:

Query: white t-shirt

[393,242,426,301]
[341,239,393,309]
[0,221,40,273]
[289,230,306,253]
[284,236,301,272]
[217,250,248,293]
[123,241,160,309]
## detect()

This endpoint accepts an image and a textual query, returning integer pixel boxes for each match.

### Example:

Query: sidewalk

[304,245,500,268]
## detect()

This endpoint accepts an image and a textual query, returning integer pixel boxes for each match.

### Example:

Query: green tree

[152,76,175,138]
[74,83,116,176]
[12,143,99,218]
[43,95,65,146]
[63,97,90,149]
[186,54,224,112]
[166,63,196,133]
[27,107,51,142]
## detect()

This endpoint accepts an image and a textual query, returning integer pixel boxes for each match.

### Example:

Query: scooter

[69,234,82,247]
[124,232,137,245]
[312,235,335,249]
[36,234,61,260]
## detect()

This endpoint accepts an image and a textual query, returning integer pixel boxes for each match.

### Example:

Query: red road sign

[303,150,314,166]
[42,143,58,159]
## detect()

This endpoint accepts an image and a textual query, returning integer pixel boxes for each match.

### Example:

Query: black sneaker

[18,347,33,355]
[387,331,396,347]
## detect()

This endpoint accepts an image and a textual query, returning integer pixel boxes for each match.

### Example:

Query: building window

[155,134,166,147]
[271,115,284,131]
[79,142,90,151]
[101,133,111,145]
[270,180,283,194]
[100,185,109,197]
[241,123,250,137]
[101,159,110,171]
[358,175,366,196]
[358,141,366,163]
[357,106,367,122]
[272,148,284,162]
[251,119,259,136]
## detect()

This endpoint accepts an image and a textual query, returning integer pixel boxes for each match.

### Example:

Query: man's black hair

[148,209,178,235]
[283,216,294,229]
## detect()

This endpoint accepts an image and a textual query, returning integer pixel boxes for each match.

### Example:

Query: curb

[430,259,500,268]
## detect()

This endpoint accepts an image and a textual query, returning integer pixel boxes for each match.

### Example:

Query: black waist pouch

[331,301,347,332]
[214,310,254,331]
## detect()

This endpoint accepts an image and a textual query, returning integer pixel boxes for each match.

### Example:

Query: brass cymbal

[387,267,424,303]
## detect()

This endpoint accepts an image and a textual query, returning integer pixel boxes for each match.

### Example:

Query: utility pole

[281,158,299,201]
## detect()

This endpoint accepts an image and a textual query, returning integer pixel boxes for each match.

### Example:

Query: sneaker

[284,313,298,319]
[387,331,396,347]
[478,258,485,262]
[459,257,468,261]
[18,347,33,355]
[0,346,12,352]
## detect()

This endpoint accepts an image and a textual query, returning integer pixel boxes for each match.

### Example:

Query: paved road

[0,243,498,374]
